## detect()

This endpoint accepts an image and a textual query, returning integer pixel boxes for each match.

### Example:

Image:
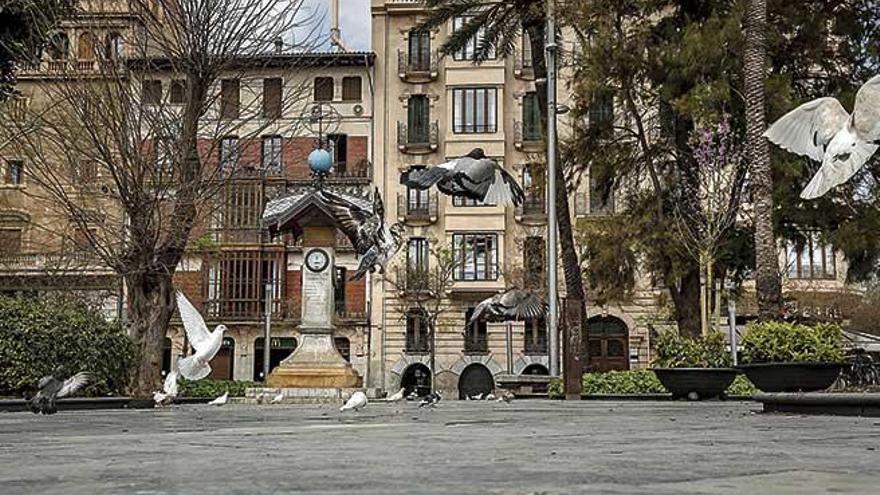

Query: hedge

[179,378,257,398]
[0,295,135,397]
[547,370,758,398]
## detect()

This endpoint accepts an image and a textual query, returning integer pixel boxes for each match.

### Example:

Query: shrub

[652,331,732,368]
[741,321,844,364]
[0,295,135,397]
[547,370,758,398]
[179,378,256,398]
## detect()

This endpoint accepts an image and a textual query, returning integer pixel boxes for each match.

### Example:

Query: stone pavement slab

[0,400,878,494]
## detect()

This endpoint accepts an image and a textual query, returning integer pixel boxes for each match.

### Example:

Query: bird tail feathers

[178,355,211,381]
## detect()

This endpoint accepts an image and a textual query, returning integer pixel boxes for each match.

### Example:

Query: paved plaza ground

[1,400,879,494]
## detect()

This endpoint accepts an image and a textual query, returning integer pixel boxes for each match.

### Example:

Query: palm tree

[417,0,585,394]
[744,0,783,320]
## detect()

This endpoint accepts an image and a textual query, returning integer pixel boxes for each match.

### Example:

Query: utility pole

[546,0,559,377]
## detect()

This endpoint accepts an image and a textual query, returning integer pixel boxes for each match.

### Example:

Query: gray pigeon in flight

[28,369,94,415]
[469,289,547,324]
[400,148,525,206]
[321,188,405,280]
[765,75,880,199]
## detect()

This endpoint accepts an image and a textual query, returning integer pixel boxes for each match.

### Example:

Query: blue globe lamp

[308,148,333,174]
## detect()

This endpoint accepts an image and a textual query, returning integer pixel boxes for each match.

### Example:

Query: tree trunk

[670,267,702,338]
[526,20,584,396]
[745,0,782,320]
[126,271,176,398]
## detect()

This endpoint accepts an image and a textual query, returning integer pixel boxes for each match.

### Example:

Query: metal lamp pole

[726,279,738,366]
[546,0,559,377]
[263,275,272,380]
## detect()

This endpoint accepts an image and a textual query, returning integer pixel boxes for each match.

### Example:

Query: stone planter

[737,362,844,393]
[651,368,738,400]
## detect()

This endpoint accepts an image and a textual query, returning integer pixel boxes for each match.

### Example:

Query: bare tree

[383,241,458,391]
[0,0,323,396]
[671,117,746,335]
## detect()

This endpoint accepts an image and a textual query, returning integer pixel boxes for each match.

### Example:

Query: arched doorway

[522,363,549,376]
[208,337,235,380]
[458,363,494,399]
[253,337,298,382]
[400,363,431,397]
[334,337,350,362]
[585,316,629,372]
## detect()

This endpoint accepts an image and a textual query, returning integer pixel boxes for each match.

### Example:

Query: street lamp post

[546,0,559,378]
[726,279,738,366]
[263,277,272,380]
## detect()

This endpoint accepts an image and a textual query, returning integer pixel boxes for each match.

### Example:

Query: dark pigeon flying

[28,370,94,415]
[400,148,525,207]
[469,288,547,325]
[321,188,404,280]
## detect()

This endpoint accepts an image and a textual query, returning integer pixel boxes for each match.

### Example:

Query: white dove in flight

[175,291,227,381]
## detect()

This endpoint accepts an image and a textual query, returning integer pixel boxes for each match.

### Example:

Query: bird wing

[469,294,500,324]
[56,372,93,398]
[499,290,546,320]
[176,291,211,352]
[320,189,374,253]
[400,161,457,190]
[163,370,178,396]
[372,187,385,218]
[854,75,880,142]
[37,375,53,390]
[800,141,880,199]
[764,97,850,162]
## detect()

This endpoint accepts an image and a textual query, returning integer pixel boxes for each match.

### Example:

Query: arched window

[77,32,96,60]
[522,363,549,376]
[400,363,431,397]
[46,32,69,60]
[104,32,124,60]
[405,307,429,352]
[458,363,494,399]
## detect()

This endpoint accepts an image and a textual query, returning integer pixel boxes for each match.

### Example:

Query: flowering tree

[672,117,747,335]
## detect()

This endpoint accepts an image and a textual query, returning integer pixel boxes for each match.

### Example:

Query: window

[220,79,240,119]
[406,308,429,352]
[169,80,186,104]
[142,80,162,105]
[205,251,284,318]
[334,267,347,315]
[314,76,334,101]
[522,92,541,141]
[522,164,544,204]
[262,78,283,118]
[47,32,69,60]
[786,233,836,279]
[342,76,362,101]
[523,236,545,290]
[521,32,533,68]
[219,137,240,171]
[407,185,430,214]
[408,29,431,70]
[452,87,497,133]
[589,174,614,215]
[104,32,124,60]
[407,95,430,144]
[0,229,22,256]
[453,196,491,207]
[452,16,495,61]
[77,32,96,60]
[407,237,429,290]
[589,90,614,134]
[523,317,547,354]
[452,233,498,281]
[464,307,488,353]
[5,160,23,185]
[327,134,348,171]
[334,337,351,362]
[261,135,282,173]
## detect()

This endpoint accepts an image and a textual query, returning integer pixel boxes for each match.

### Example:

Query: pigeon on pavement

[340,391,368,412]
[207,391,228,406]
[153,370,179,407]
[28,370,94,415]
[176,291,227,381]
[418,391,442,408]
[765,75,880,199]
[270,392,284,404]
[387,388,405,402]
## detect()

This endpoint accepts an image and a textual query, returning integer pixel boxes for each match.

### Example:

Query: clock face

[305,249,329,273]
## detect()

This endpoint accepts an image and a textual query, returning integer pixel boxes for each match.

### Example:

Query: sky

[300,0,371,52]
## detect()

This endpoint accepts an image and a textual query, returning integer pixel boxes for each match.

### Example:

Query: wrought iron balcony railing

[464,335,488,354]
[514,120,543,151]
[397,49,439,82]
[513,47,534,80]
[396,191,438,224]
[397,121,439,154]
[524,336,548,354]
[514,195,547,223]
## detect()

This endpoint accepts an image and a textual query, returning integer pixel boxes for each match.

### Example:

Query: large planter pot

[737,362,843,393]
[652,368,738,400]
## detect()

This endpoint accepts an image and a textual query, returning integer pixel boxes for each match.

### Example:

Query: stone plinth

[239,386,381,405]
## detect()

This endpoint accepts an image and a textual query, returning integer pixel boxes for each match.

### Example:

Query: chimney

[329,0,350,52]
[274,37,284,54]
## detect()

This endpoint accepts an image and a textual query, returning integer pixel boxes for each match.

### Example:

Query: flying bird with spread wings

[468,289,547,325]
[321,188,404,280]
[28,369,94,415]
[176,291,227,381]
[764,75,880,199]
[153,370,179,407]
[400,148,525,207]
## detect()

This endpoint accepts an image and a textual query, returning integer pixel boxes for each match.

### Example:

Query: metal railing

[524,335,548,354]
[397,49,439,80]
[514,120,543,150]
[515,196,547,219]
[396,266,430,294]
[464,335,488,354]
[396,191,438,223]
[397,121,439,153]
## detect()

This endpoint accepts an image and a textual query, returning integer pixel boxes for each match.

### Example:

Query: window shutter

[263,78,283,118]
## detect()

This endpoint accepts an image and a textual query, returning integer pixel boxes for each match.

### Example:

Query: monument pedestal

[266,331,362,388]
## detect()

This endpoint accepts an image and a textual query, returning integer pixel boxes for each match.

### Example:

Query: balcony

[334,300,368,322]
[225,159,372,185]
[16,59,126,78]
[397,121,439,154]
[514,121,543,152]
[398,49,439,82]
[396,266,431,297]
[513,48,534,80]
[463,335,488,354]
[405,333,430,353]
[514,196,547,224]
[0,252,111,275]
[205,298,290,321]
[397,192,438,225]
[524,335,548,355]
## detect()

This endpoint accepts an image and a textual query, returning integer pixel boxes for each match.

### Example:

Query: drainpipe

[330,0,350,52]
